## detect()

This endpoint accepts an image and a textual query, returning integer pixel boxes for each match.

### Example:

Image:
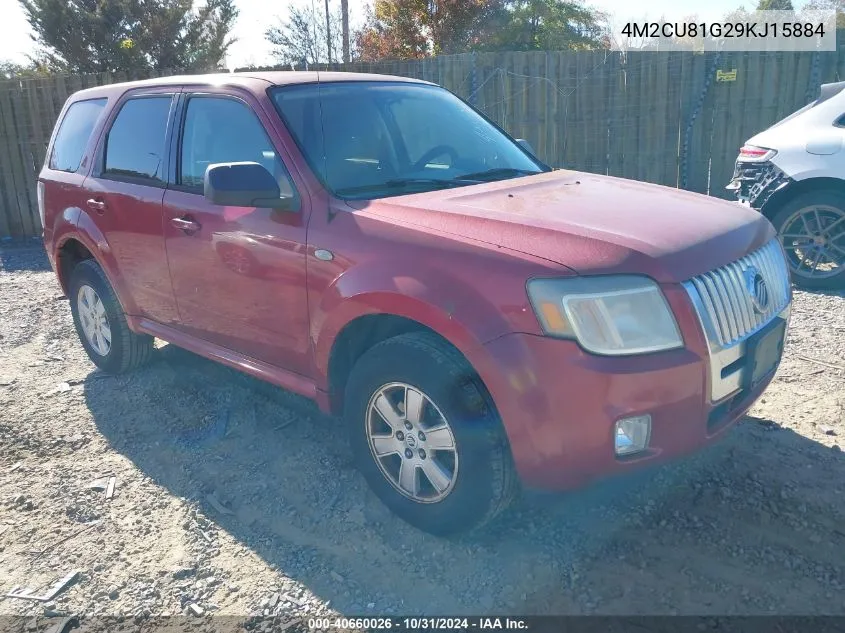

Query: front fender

[312,259,523,391]
[772,149,845,183]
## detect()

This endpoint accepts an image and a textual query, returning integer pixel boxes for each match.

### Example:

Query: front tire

[344,332,518,536]
[68,259,154,373]
[771,190,845,291]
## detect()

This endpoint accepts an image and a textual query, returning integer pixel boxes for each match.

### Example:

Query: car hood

[355,170,775,283]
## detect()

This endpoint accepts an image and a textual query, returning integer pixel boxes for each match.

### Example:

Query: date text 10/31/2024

[307,617,530,630]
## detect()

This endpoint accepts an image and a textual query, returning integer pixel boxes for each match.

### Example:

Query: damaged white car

[728,80,845,291]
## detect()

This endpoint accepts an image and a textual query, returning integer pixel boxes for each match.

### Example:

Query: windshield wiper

[335,178,472,196]
[453,167,543,182]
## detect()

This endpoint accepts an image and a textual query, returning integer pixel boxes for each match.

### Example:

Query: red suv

[40,72,792,535]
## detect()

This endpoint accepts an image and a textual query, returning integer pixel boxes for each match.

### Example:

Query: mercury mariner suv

[40,72,792,535]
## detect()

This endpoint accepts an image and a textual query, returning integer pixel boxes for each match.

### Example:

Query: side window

[49,98,107,172]
[104,96,172,182]
[179,96,295,198]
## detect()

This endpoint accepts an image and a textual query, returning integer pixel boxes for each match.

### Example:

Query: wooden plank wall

[2,48,845,238]
[0,69,180,238]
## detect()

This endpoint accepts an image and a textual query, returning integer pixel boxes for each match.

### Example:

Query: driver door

[163,90,311,376]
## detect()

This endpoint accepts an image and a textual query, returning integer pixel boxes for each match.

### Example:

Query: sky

[0,0,812,69]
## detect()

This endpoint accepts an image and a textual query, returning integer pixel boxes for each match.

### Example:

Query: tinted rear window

[104,96,172,182]
[49,98,107,172]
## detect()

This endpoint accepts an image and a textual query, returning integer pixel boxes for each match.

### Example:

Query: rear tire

[344,331,518,536]
[68,259,154,374]
[770,190,845,291]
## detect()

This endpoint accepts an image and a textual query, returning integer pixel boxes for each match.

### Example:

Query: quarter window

[49,98,107,172]
[104,96,173,182]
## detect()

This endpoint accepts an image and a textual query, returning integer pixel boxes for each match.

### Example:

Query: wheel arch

[325,309,499,419]
[760,176,845,219]
[314,258,526,416]
[55,231,136,316]
[328,314,429,415]
[56,237,95,296]
[759,177,845,290]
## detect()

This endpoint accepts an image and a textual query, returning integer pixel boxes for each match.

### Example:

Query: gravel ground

[1,242,844,628]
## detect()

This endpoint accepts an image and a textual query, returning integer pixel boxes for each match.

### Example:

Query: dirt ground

[1,241,844,628]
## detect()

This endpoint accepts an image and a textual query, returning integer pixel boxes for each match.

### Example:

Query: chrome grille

[683,239,791,348]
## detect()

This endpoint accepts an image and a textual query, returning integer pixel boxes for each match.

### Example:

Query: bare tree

[266,3,344,66]
[803,0,845,27]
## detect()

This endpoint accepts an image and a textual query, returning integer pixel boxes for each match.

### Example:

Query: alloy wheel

[778,204,845,280]
[365,382,459,503]
[77,284,112,356]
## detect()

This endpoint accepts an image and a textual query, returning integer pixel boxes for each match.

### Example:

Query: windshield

[270,81,547,200]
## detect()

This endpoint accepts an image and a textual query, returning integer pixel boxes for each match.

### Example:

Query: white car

[728,81,845,290]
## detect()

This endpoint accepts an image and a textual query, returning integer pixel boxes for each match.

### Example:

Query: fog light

[615,415,651,456]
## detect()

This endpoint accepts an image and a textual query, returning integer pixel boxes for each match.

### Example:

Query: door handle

[86,198,106,213]
[171,216,201,233]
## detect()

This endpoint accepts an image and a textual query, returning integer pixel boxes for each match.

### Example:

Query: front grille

[683,239,791,348]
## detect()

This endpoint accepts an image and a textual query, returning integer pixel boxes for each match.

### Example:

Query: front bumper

[480,288,788,490]
[727,160,792,209]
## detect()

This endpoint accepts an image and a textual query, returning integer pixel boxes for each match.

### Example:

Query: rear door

[162,89,311,376]
[82,88,180,324]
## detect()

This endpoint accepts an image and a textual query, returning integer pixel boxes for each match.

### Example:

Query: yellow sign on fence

[716,69,738,82]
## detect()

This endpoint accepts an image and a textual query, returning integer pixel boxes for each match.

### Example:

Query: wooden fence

[2,47,845,238]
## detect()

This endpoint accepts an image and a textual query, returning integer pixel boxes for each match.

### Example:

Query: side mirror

[204,162,295,210]
[516,138,536,157]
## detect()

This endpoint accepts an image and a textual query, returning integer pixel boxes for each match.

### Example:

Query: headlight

[526,275,684,356]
